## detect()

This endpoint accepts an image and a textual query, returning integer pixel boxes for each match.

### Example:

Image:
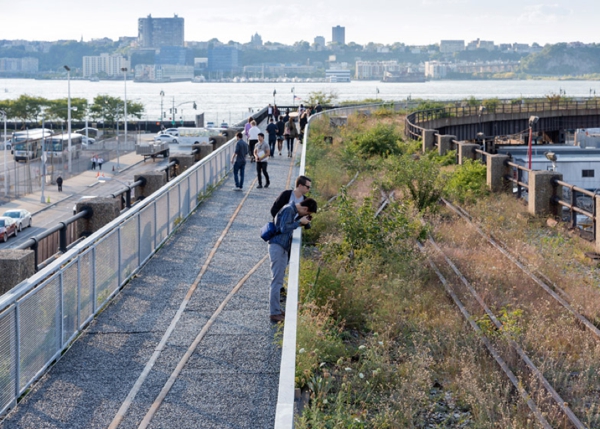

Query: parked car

[0,217,18,242]
[2,209,32,231]
[75,127,99,138]
[2,139,11,150]
[157,128,179,137]
[81,136,95,146]
[155,134,178,144]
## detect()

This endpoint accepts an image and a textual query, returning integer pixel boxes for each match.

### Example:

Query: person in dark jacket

[270,175,312,218]
[268,198,317,322]
[56,176,63,192]
[275,116,285,156]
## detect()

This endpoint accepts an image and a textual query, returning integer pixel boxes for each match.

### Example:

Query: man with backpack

[268,198,318,322]
[270,175,312,218]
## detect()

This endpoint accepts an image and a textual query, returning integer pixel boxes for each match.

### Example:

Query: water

[1,78,599,125]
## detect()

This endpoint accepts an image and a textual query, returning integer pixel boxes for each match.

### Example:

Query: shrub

[348,123,402,158]
[391,154,444,213]
[443,159,488,204]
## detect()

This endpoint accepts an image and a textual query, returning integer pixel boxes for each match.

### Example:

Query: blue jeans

[233,161,246,188]
[269,137,276,157]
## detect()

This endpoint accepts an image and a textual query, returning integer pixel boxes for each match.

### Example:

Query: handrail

[405,98,600,141]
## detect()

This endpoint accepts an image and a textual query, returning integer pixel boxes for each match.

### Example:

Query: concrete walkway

[0,138,301,428]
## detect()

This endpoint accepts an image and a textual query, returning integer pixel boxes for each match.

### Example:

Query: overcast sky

[3,0,599,46]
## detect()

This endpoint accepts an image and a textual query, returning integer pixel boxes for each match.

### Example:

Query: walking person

[248,120,261,163]
[231,132,249,191]
[273,104,280,120]
[284,117,298,157]
[244,117,254,142]
[91,156,96,170]
[254,133,270,188]
[276,115,285,156]
[299,110,309,143]
[98,157,104,170]
[56,176,63,192]
[267,104,274,122]
[267,198,318,322]
[266,118,278,158]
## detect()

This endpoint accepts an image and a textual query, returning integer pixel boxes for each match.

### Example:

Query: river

[1,78,599,125]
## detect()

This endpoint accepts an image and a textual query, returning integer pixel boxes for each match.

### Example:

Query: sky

[2,0,599,46]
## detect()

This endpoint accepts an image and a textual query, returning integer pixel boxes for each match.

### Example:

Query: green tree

[392,154,444,212]
[44,98,87,122]
[10,95,46,122]
[89,95,144,127]
[306,90,338,107]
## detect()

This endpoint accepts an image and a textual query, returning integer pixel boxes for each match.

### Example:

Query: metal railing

[0,136,235,417]
[405,98,600,141]
[274,103,386,429]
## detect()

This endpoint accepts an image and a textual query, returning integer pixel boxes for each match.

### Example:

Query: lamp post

[40,109,46,203]
[291,87,295,106]
[64,65,72,174]
[0,109,7,197]
[273,89,276,105]
[120,67,128,171]
[528,116,539,169]
[160,90,165,129]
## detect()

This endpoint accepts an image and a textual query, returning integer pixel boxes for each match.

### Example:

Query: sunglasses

[304,184,311,189]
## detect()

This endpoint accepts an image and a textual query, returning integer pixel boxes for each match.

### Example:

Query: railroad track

[371,194,599,428]
[103,147,300,429]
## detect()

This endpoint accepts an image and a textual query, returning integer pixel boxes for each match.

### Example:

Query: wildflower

[358,345,366,350]
[359,373,364,379]
[345,367,352,372]
[299,348,305,354]
[320,362,326,367]
[323,399,328,404]
[378,341,383,346]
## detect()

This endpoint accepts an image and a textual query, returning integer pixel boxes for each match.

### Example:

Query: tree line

[0,95,144,125]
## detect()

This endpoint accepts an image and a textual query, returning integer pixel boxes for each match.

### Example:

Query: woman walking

[284,117,298,158]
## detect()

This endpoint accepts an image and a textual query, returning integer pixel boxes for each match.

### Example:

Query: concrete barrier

[438,135,456,156]
[134,171,167,200]
[422,129,436,152]
[457,143,480,164]
[0,250,35,295]
[528,171,562,217]
[76,198,121,237]
[487,154,511,192]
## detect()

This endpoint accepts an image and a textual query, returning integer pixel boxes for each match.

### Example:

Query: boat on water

[382,71,427,83]
[89,77,100,82]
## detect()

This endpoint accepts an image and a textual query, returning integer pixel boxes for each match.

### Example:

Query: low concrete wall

[0,250,35,295]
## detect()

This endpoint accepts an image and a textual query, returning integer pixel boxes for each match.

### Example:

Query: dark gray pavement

[0,139,300,428]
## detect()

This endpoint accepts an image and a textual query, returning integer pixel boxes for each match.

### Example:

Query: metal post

[40,113,46,203]
[120,67,128,171]
[160,90,164,127]
[64,65,72,174]
[1,110,7,197]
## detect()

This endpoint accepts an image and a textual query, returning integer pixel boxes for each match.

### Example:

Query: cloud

[517,4,572,24]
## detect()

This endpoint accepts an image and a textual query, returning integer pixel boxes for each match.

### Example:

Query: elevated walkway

[0,131,301,428]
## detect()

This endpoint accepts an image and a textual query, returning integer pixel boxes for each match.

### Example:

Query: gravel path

[1,144,301,428]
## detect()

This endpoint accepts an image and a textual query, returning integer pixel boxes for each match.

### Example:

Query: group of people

[90,155,104,171]
[232,109,322,323]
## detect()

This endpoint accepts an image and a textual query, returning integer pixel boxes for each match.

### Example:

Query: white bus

[45,133,83,161]
[12,128,53,162]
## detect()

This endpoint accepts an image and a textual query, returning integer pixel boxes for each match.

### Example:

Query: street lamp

[40,109,46,203]
[528,116,539,169]
[291,87,295,106]
[273,89,277,105]
[120,67,128,171]
[160,90,165,129]
[0,109,7,197]
[64,65,72,174]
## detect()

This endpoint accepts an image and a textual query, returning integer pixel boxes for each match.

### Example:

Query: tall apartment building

[314,36,325,49]
[439,40,465,54]
[138,14,184,48]
[82,53,128,77]
[0,57,39,73]
[332,26,345,45]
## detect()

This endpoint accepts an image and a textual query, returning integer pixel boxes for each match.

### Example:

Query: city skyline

[2,0,599,46]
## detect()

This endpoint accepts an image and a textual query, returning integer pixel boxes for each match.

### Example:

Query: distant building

[439,40,465,54]
[250,33,263,47]
[477,40,495,51]
[355,60,402,79]
[314,36,325,49]
[425,61,448,79]
[194,58,208,72]
[0,57,39,73]
[134,64,193,81]
[332,26,345,45]
[207,46,239,75]
[82,53,128,77]
[325,69,351,82]
[138,14,184,48]
[156,46,186,65]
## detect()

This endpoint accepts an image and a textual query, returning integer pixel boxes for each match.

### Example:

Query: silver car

[2,209,32,231]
